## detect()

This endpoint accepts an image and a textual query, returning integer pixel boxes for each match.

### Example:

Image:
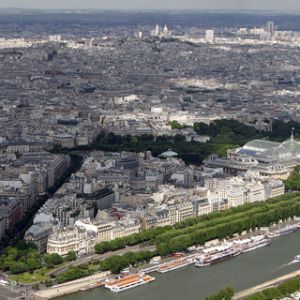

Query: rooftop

[159,150,178,158]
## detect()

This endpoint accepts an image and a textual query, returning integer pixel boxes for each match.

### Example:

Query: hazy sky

[0,0,299,11]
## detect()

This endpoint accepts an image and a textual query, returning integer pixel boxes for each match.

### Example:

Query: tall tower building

[150,24,161,37]
[205,30,215,43]
[266,21,275,35]
[162,25,170,37]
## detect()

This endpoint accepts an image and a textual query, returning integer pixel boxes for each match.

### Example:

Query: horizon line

[0,8,300,15]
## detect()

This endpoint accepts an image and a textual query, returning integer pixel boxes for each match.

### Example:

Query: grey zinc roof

[25,224,53,239]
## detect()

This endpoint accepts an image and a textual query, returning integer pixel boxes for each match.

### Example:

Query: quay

[30,272,110,300]
[22,225,300,299]
[233,269,300,299]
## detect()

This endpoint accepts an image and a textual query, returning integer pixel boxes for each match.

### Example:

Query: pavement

[0,285,22,300]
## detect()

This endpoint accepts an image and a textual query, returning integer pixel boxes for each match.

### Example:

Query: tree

[9,262,27,274]
[65,251,77,262]
[205,287,235,300]
[174,134,185,143]
[32,283,40,290]
[26,258,42,270]
[194,122,209,135]
[44,253,63,268]
[168,120,188,130]
[156,243,171,257]
[245,293,266,300]
[131,136,139,145]
[56,267,90,284]
[262,287,281,299]
[44,279,53,287]
[284,166,300,191]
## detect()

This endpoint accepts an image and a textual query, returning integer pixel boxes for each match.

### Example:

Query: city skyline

[0,0,299,11]
[1,4,300,300]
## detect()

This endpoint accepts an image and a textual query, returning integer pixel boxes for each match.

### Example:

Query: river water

[58,231,300,300]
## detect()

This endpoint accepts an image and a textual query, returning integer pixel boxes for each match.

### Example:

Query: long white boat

[233,235,271,253]
[157,257,194,273]
[268,225,298,238]
[104,273,155,293]
[195,242,242,267]
[292,254,300,263]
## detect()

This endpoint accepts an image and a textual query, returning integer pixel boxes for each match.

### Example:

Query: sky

[0,0,299,11]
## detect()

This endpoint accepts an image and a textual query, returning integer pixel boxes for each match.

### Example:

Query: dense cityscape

[1,6,300,300]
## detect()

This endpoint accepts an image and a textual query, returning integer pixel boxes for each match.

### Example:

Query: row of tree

[153,196,300,256]
[0,240,76,274]
[94,193,300,258]
[95,226,172,254]
[205,287,235,300]
[56,265,91,284]
[55,251,157,284]
[99,250,154,274]
[54,193,300,283]
[245,276,300,300]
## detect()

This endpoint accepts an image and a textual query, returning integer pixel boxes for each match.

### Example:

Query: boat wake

[288,261,299,265]
[275,261,299,270]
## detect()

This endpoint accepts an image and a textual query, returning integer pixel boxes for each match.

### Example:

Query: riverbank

[233,270,300,299]
[31,272,110,299]
[55,230,300,300]
[5,209,300,298]
[25,222,298,300]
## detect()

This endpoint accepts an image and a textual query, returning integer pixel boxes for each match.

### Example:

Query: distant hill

[0,7,43,14]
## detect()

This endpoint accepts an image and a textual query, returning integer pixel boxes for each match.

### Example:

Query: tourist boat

[157,257,194,273]
[233,235,271,253]
[120,268,131,275]
[170,252,184,258]
[195,243,243,267]
[268,225,298,238]
[293,255,300,263]
[104,273,155,293]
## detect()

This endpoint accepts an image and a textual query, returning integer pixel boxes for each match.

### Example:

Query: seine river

[59,231,300,300]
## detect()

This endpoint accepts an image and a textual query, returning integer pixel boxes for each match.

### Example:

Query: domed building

[159,149,178,158]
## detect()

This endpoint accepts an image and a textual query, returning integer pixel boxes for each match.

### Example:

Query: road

[49,244,156,276]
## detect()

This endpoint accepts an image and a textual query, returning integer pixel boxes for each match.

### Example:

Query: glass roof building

[204,133,300,180]
[237,133,300,167]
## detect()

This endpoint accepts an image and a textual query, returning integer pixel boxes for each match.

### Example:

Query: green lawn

[9,263,65,284]
[10,268,50,284]
[9,262,96,285]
